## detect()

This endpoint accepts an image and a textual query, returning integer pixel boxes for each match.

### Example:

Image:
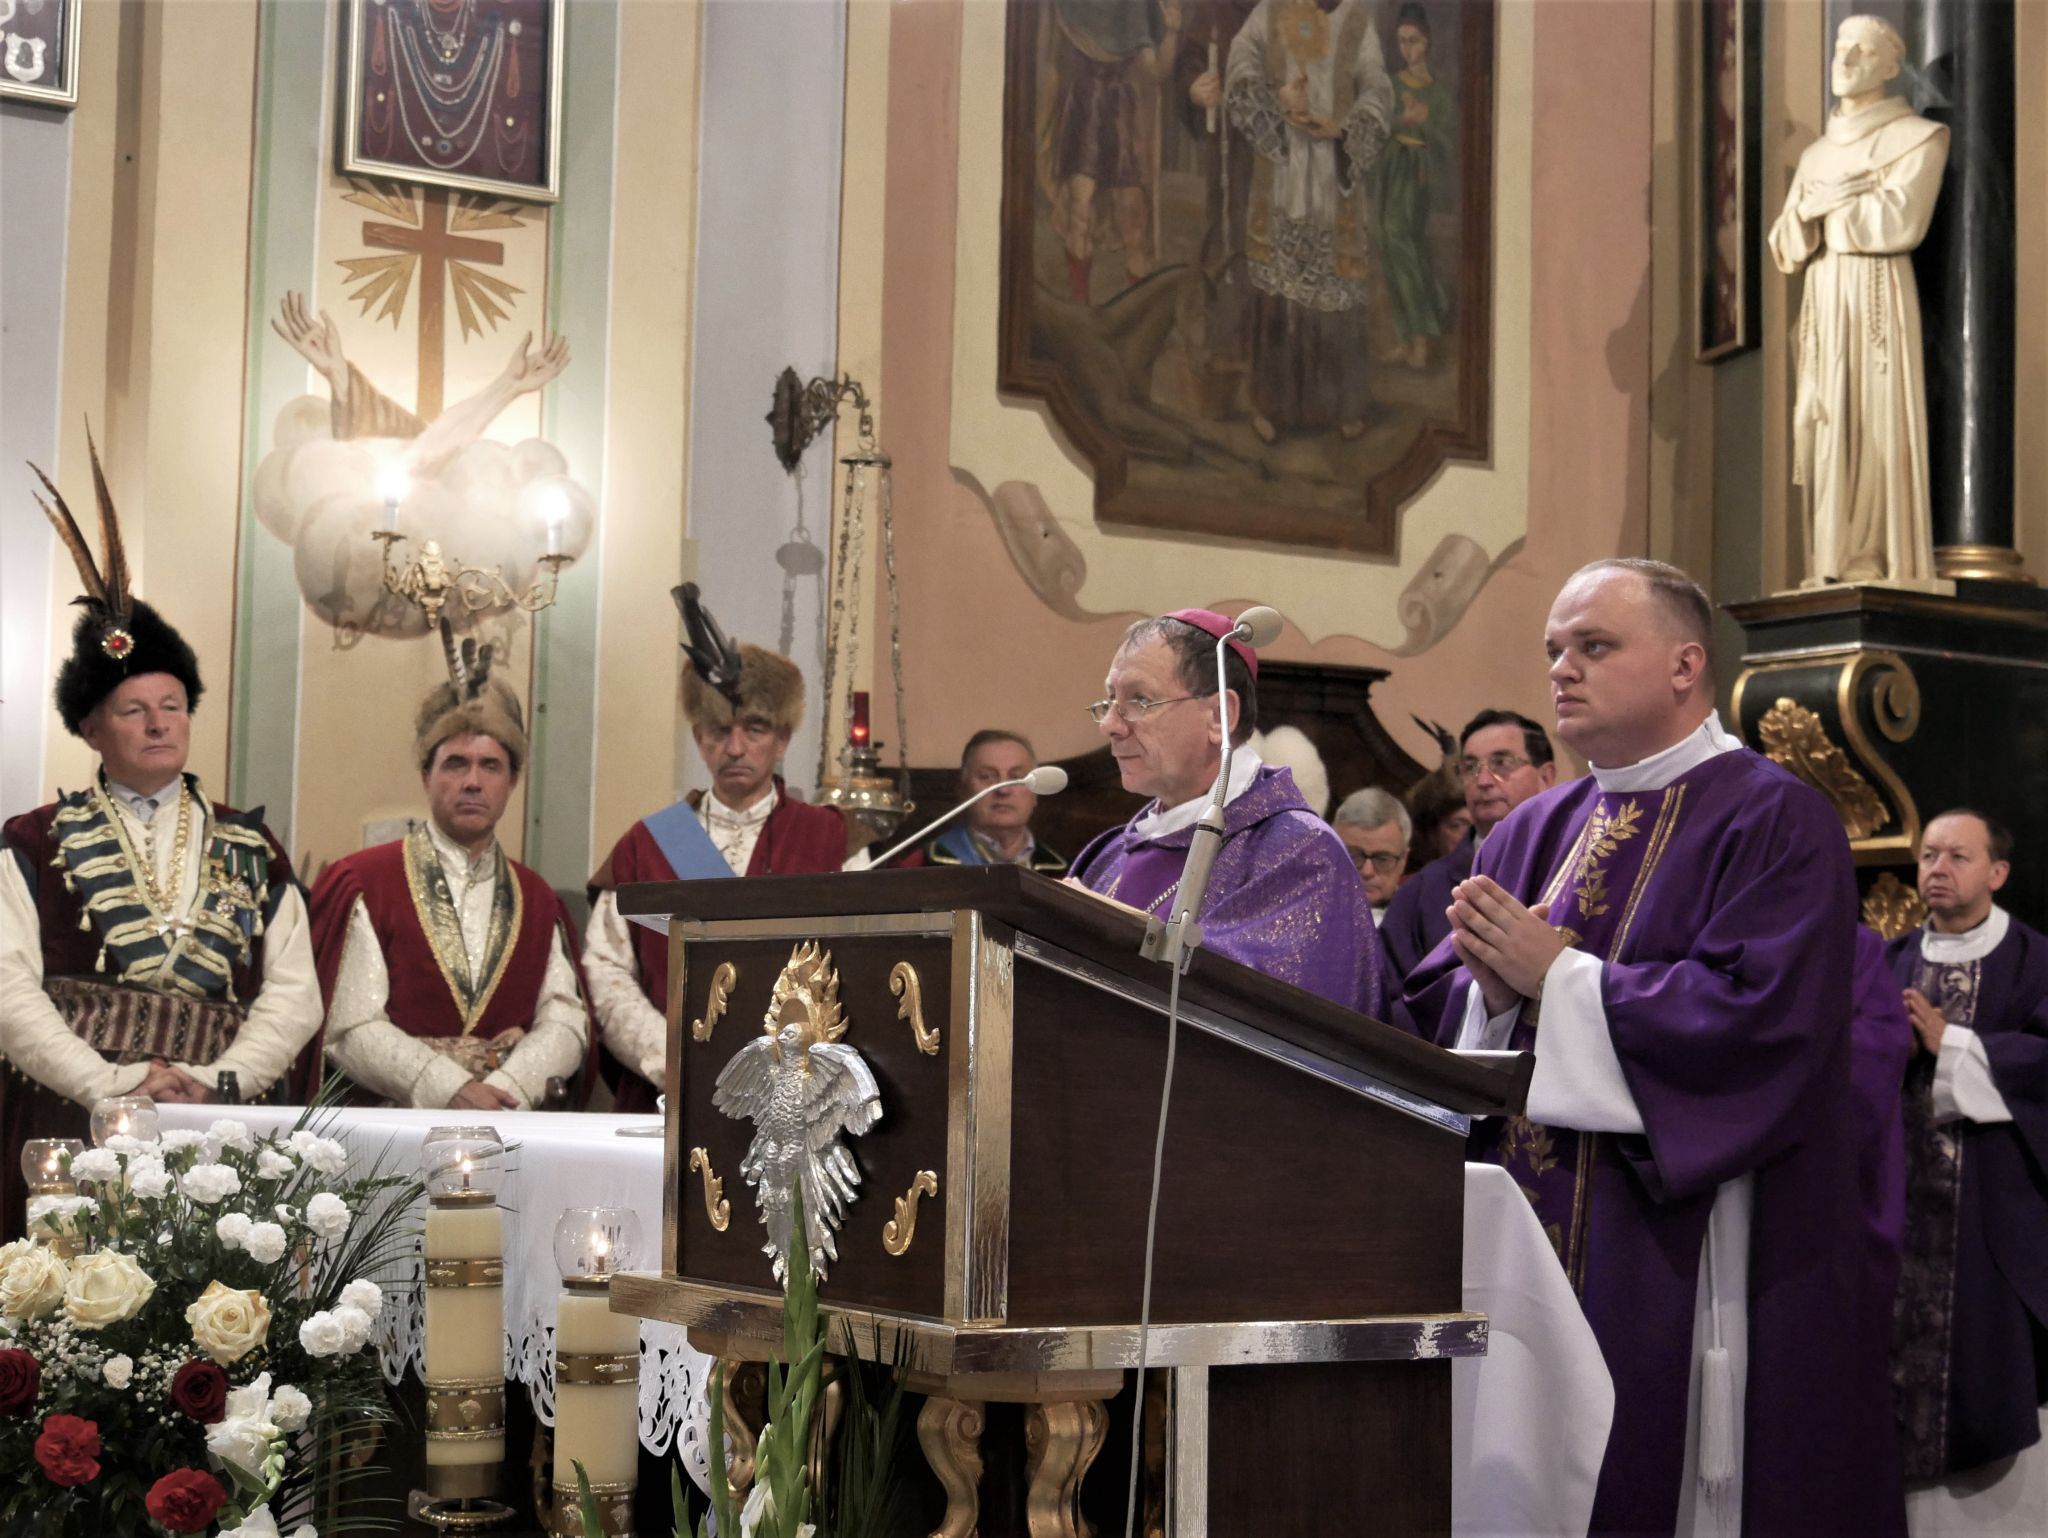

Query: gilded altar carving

[692,960,737,1042]
[882,1170,939,1257]
[688,1147,731,1233]
[917,1396,986,1538]
[1861,871,1928,940]
[889,960,939,1054]
[1025,1400,1110,1538]
[1758,697,1891,840]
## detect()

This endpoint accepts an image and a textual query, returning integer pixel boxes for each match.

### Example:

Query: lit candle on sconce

[542,487,568,558]
[89,1094,158,1147]
[547,1206,644,1536]
[418,1126,513,1528]
[21,1139,84,1254]
[378,462,409,534]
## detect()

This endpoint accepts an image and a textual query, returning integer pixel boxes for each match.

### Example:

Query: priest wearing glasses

[1067,610,1384,1018]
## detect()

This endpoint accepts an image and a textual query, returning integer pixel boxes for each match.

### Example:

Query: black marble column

[1908,0,2027,579]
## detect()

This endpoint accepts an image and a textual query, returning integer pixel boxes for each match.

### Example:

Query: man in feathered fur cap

[308,648,591,1110]
[1,452,322,1238]
[584,586,848,1110]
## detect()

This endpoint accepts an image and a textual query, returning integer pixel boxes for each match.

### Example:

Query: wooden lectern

[612,867,1528,1536]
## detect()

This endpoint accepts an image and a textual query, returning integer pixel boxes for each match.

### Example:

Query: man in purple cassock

[1406,559,1904,1536]
[1068,609,1383,1019]
[1888,809,2048,1483]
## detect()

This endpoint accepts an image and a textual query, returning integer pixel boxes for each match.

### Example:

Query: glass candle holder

[422,1125,506,1204]
[550,1207,644,1529]
[552,1207,644,1290]
[89,1094,159,1147]
[21,1138,84,1197]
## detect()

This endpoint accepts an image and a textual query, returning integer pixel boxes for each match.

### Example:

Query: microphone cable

[1123,950,1188,1538]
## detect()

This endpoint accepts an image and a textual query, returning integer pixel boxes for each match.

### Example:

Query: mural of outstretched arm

[272,289,352,410]
[405,330,571,475]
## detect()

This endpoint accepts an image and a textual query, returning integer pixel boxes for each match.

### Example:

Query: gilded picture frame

[1695,0,1760,362]
[340,0,565,204]
[0,0,83,109]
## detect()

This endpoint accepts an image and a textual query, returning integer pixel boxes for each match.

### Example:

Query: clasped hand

[1447,875,1567,1018]
[1902,987,1947,1057]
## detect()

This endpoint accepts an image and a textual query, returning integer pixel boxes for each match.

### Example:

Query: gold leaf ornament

[1757,697,1890,840]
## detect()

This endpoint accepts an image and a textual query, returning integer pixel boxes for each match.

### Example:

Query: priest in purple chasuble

[311,666,590,1112]
[1068,610,1384,1019]
[1406,560,1903,1536]
[1887,810,2048,1481]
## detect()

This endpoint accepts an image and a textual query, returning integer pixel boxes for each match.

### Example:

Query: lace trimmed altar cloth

[156,1104,715,1488]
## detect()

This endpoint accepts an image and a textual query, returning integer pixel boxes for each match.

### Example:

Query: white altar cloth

[157,1107,1609,1532]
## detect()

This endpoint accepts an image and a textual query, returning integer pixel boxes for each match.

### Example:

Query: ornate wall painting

[0,0,81,108]
[342,0,564,203]
[1695,0,1759,362]
[997,0,1495,556]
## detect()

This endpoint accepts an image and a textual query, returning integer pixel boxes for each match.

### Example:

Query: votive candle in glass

[548,1206,645,1535]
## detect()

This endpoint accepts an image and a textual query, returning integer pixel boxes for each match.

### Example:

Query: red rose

[168,1358,228,1423]
[0,1348,40,1415]
[33,1413,100,1487]
[145,1468,227,1533]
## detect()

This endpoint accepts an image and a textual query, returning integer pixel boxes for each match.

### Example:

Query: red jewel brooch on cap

[100,627,135,660]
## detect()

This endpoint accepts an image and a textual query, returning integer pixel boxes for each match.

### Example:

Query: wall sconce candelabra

[371,469,576,629]
[767,367,914,838]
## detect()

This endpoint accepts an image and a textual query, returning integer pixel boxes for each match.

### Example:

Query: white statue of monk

[1768,15,1948,587]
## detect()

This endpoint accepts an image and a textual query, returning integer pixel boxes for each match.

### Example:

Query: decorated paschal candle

[548,1207,646,1535]
[422,1125,509,1506]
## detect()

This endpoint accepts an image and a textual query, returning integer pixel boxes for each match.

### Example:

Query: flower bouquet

[0,1113,423,1536]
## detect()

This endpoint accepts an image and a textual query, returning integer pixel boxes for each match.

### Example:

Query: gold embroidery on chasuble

[1494,787,1690,1286]
[402,826,522,1035]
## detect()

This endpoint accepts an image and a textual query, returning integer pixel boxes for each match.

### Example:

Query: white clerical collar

[1921,904,2010,964]
[1590,714,1742,795]
[426,817,498,882]
[106,776,188,823]
[704,782,778,829]
[1131,748,1263,842]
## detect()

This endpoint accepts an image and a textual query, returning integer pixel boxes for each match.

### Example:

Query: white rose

[68,1148,120,1185]
[302,1138,348,1177]
[0,1240,35,1273]
[126,1157,172,1200]
[304,1192,349,1239]
[207,1409,280,1482]
[269,1383,312,1432]
[186,1279,274,1364]
[0,1247,71,1321]
[182,1162,243,1205]
[159,1129,208,1154]
[255,1148,296,1180]
[206,1118,257,1155]
[338,1279,383,1318]
[216,1506,284,1538]
[332,1304,373,1353]
[63,1248,155,1329]
[216,1212,255,1249]
[298,1311,346,1358]
[102,1354,134,1389]
[243,1221,289,1265]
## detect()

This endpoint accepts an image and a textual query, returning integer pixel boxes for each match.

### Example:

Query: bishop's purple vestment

[1069,764,1384,1019]
[1887,910,2048,1478]
[1406,745,1903,1536]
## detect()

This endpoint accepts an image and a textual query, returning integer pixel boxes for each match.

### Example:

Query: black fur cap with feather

[31,431,204,735]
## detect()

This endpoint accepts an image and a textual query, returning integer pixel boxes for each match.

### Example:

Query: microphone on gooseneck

[843,765,1069,871]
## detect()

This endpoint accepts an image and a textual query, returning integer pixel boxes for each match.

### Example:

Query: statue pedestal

[1727,582,2048,935]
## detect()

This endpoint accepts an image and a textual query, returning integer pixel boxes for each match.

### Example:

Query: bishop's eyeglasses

[1084,694,1208,725]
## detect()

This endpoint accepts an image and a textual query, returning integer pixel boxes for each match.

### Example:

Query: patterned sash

[401,825,522,1034]
[44,976,243,1067]
[1475,786,1692,1290]
[48,781,273,1004]
[1892,949,1974,1478]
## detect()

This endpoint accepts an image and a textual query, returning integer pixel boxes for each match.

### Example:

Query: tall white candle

[551,1288,641,1488]
[425,1195,504,1470]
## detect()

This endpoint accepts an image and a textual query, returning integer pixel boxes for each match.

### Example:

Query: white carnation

[339,1279,383,1318]
[206,1118,258,1155]
[298,1311,347,1357]
[304,1192,349,1238]
[243,1221,289,1265]
[68,1148,121,1185]
[301,1137,348,1176]
[255,1148,296,1180]
[126,1158,172,1200]
[216,1507,290,1538]
[332,1304,373,1353]
[216,1212,255,1248]
[182,1162,243,1205]
[269,1383,312,1432]
[102,1353,134,1389]
[104,1133,154,1157]
[159,1129,208,1154]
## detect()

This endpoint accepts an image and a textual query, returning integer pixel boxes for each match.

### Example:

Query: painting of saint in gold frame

[998,0,1496,557]
[1695,0,1759,362]
[341,0,564,204]
[0,0,83,109]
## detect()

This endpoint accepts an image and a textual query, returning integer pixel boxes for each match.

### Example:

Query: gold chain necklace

[100,779,194,920]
